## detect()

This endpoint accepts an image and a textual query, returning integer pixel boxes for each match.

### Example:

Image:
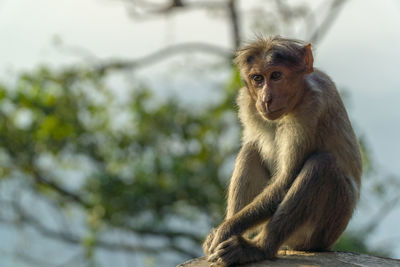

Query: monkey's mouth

[267,106,285,114]
[260,106,286,120]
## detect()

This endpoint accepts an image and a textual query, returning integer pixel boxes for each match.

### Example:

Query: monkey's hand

[202,228,217,256]
[207,224,233,255]
[208,235,272,267]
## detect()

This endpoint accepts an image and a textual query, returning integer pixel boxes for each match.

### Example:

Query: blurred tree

[0,0,395,266]
[0,65,239,261]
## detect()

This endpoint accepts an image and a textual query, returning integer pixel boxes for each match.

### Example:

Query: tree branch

[2,200,199,258]
[5,171,204,256]
[228,0,241,49]
[31,170,91,208]
[29,169,204,245]
[95,42,233,74]
[307,0,349,44]
[362,195,400,236]
[124,0,226,18]
[113,222,204,244]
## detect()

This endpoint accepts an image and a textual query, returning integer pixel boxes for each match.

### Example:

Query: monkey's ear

[304,44,314,74]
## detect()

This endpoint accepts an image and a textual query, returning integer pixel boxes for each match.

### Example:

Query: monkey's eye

[270,71,282,80]
[252,75,264,83]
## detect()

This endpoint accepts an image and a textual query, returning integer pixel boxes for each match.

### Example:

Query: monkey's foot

[207,235,275,267]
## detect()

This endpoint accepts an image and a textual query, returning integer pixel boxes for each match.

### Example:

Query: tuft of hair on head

[234,36,311,71]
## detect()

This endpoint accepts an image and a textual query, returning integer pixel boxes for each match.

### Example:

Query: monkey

[202,36,362,266]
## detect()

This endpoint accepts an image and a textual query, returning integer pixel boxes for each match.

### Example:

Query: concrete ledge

[177,250,400,267]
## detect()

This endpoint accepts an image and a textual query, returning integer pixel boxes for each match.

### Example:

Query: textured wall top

[177,250,400,267]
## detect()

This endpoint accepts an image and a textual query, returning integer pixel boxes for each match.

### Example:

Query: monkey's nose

[264,102,273,113]
[263,93,273,105]
[265,97,273,111]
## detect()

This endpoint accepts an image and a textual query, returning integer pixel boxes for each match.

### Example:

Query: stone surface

[177,250,400,267]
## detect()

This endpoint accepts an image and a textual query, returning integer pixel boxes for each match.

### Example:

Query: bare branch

[31,170,91,208]
[55,43,99,64]
[124,0,226,19]
[362,195,400,236]
[307,0,349,44]
[28,169,204,245]
[113,222,203,244]
[1,200,199,258]
[95,42,233,74]
[228,0,241,49]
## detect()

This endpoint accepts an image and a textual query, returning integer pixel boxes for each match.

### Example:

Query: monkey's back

[306,69,362,187]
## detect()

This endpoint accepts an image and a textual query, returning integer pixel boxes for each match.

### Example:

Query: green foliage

[0,65,242,257]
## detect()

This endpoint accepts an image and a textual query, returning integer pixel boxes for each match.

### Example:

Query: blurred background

[0,0,399,266]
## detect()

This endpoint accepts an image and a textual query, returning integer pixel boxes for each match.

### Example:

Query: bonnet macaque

[203,36,362,266]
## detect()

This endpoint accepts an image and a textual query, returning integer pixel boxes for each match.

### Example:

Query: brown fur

[203,36,362,266]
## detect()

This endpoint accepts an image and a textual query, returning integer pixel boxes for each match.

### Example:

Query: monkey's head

[235,36,314,121]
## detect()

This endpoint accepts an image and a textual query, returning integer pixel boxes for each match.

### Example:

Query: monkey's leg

[209,152,356,266]
[203,142,269,256]
[259,152,357,255]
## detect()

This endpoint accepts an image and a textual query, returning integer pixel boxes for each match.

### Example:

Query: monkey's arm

[203,142,269,255]
[226,142,270,218]
[207,158,302,255]
[213,177,286,239]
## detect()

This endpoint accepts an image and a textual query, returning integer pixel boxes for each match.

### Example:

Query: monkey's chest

[256,135,278,174]
[254,128,304,177]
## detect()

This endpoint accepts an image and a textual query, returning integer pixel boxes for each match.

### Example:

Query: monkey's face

[236,39,314,120]
[246,65,305,121]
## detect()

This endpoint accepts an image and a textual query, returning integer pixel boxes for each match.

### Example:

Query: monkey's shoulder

[305,69,338,96]
[301,69,346,116]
